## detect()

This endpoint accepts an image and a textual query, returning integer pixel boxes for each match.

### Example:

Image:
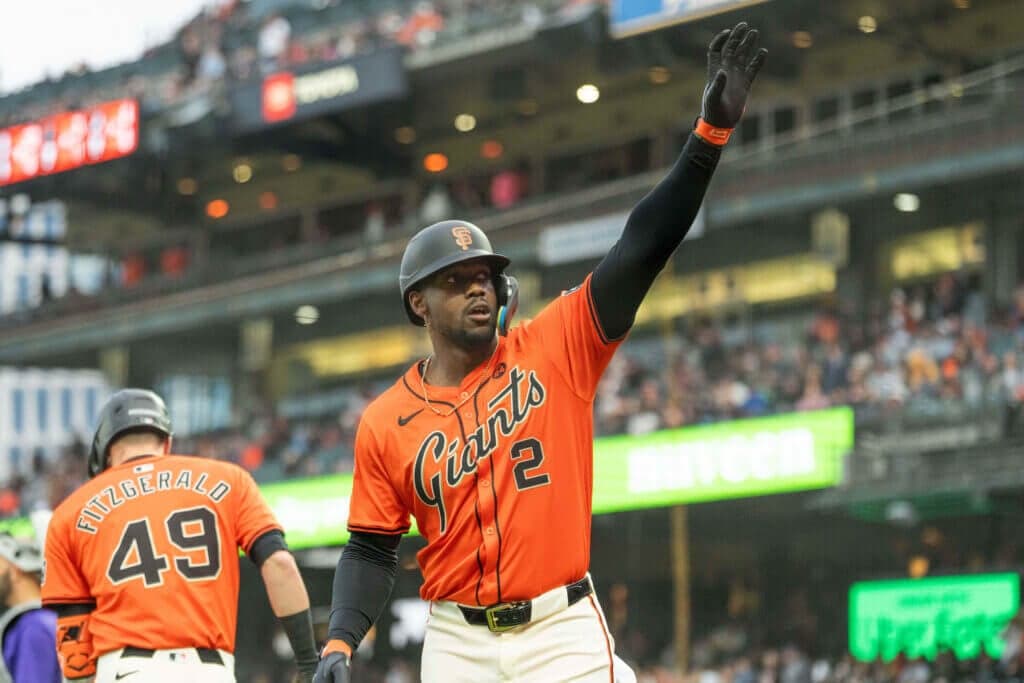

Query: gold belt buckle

[485,602,520,632]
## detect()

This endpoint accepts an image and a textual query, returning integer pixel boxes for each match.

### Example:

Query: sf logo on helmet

[451,226,473,251]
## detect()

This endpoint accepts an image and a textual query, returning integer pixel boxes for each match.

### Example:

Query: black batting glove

[701,22,768,129]
[313,651,351,683]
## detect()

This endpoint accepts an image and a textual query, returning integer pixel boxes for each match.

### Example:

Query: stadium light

[791,31,813,48]
[394,126,417,144]
[454,114,477,133]
[233,163,253,183]
[177,178,198,195]
[858,16,877,33]
[259,191,278,210]
[893,193,920,212]
[953,0,970,8]
[206,199,230,219]
[648,66,671,85]
[423,153,449,173]
[576,84,600,104]
[480,140,504,160]
[295,305,320,325]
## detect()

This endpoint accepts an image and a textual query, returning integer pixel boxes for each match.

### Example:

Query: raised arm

[590,22,767,340]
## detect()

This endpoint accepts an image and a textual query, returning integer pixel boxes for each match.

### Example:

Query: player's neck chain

[419,354,497,417]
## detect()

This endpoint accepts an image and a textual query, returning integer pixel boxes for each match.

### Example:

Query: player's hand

[701,22,768,129]
[312,651,351,683]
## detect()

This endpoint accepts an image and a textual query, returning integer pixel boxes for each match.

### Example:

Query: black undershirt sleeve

[591,132,723,341]
[248,529,288,567]
[51,603,95,618]
[327,531,402,651]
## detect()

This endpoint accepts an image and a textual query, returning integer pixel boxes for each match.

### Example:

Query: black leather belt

[121,646,224,666]
[458,577,592,632]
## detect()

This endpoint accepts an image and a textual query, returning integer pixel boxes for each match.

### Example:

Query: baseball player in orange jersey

[314,22,767,683]
[41,389,320,682]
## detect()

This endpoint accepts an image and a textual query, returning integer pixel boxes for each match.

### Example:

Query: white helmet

[0,534,43,574]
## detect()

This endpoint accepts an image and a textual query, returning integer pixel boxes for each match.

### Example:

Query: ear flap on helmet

[496,275,519,336]
[88,433,104,479]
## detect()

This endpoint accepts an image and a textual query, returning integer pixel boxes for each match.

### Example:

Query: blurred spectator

[419,184,453,225]
[259,13,292,74]
[363,202,387,243]
[179,27,203,85]
[121,253,146,287]
[196,42,228,85]
[160,245,190,278]
[394,2,445,49]
[490,165,528,209]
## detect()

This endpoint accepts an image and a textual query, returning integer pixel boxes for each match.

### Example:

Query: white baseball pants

[95,647,235,683]
[422,578,634,682]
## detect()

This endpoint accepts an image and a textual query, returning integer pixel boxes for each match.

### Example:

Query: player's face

[423,260,498,351]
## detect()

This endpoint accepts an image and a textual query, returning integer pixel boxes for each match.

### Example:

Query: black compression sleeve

[280,609,319,673]
[327,531,401,650]
[591,132,722,340]
[248,529,288,567]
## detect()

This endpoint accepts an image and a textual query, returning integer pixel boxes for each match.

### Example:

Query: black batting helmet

[399,220,512,327]
[88,389,173,478]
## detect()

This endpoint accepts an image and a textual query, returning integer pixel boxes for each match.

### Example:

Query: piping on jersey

[412,366,546,534]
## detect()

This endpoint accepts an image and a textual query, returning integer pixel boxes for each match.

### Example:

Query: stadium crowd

[0,0,604,125]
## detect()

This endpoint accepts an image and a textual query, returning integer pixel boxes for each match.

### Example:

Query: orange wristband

[321,639,353,657]
[694,118,733,146]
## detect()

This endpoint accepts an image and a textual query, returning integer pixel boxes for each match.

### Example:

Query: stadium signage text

[234,48,407,132]
[849,574,1020,662]
[0,99,138,187]
[591,406,852,511]
[262,66,361,123]
[611,0,772,38]
[625,428,816,493]
[294,65,359,105]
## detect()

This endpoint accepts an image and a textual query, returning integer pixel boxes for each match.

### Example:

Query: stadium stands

[4,0,1024,681]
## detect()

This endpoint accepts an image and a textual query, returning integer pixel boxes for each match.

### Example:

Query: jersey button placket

[475,453,500,600]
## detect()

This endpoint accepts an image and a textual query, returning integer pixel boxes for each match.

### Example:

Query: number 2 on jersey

[107,506,221,586]
[511,438,551,490]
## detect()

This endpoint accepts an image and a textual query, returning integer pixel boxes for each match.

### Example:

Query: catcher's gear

[0,532,43,574]
[88,389,172,478]
[399,220,518,335]
[313,651,351,683]
[701,22,768,129]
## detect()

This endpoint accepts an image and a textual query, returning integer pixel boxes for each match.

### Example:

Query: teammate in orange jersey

[41,389,319,682]
[314,22,767,683]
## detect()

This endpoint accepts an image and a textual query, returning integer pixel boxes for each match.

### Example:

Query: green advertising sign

[849,573,1020,662]
[9,408,852,550]
[591,406,852,513]
[258,474,422,550]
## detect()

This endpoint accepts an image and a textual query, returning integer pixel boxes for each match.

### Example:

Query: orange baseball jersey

[349,274,622,605]
[42,454,281,656]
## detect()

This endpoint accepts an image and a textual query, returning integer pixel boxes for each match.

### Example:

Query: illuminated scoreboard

[610,0,771,38]
[0,98,139,187]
